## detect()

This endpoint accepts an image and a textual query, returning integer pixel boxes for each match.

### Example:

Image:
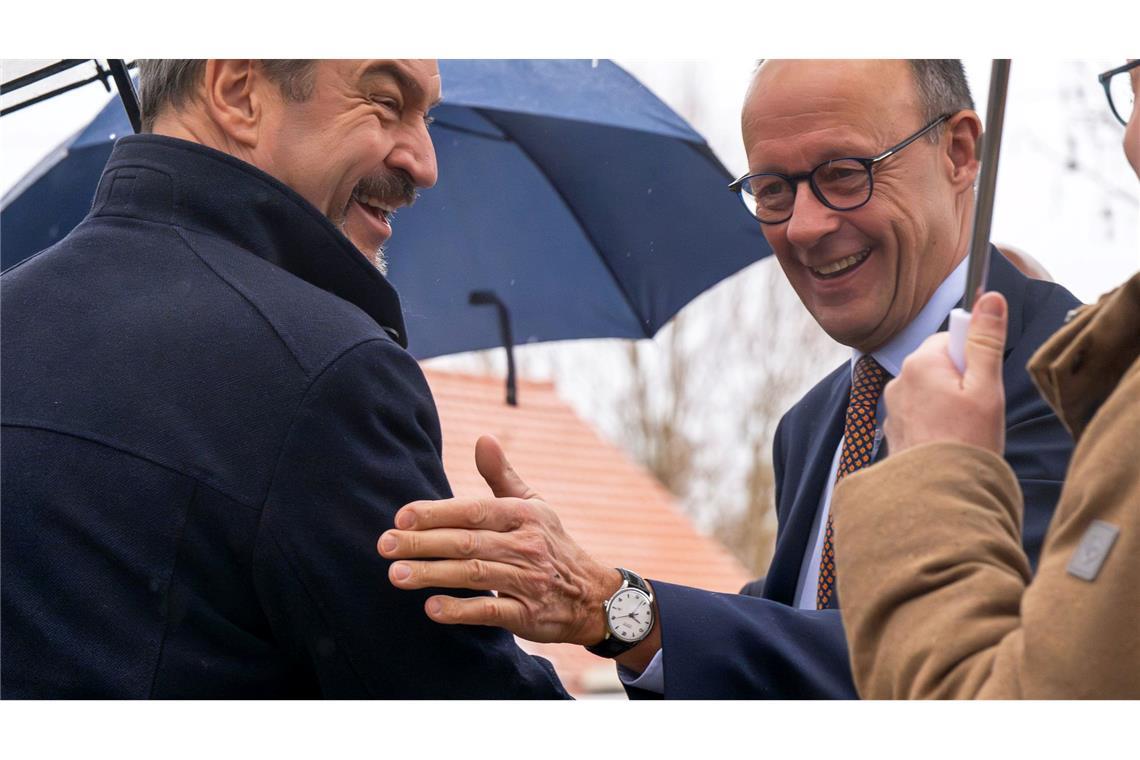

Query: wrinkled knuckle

[522,601,544,626]
[468,559,488,584]
[500,501,524,531]
[404,532,421,553]
[527,568,553,597]
[467,500,489,526]
[460,530,480,558]
[972,334,1005,353]
[519,534,547,563]
[538,504,563,532]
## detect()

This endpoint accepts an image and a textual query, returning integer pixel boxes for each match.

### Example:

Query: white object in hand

[948,307,970,373]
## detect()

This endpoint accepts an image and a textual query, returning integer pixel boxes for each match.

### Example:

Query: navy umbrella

[2,59,769,359]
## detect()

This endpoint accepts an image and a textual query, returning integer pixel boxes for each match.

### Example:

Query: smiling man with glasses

[833,58,1140,699]
[377,59,1084,699]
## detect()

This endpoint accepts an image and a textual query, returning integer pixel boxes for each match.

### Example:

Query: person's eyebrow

[360,61,443,109]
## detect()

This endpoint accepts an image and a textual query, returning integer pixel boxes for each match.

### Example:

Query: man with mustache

[377,59,1082,698]
[0,60,567,698]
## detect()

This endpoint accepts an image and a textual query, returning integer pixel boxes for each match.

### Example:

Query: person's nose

[388,123,438,190]
[783,181,842,250]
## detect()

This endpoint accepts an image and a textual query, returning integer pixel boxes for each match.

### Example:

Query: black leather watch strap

[585,568,654,659]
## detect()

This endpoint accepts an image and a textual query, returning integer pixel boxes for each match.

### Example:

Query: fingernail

[379,534,397,553]
[427,598,442,616]
[978,293,1005,318]
[392,563,411,581]
[395,511,415,530]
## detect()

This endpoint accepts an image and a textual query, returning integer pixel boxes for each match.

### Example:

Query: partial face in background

[741,60,975,352]
[258,59,440,271]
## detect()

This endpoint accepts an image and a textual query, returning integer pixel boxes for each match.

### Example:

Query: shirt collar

[851,254,969,379]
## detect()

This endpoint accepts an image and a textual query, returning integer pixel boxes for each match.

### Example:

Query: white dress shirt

[621,255,969,691]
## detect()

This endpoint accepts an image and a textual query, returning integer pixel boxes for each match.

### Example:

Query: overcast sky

[617,58,1139,303]
[3,58,1136,302]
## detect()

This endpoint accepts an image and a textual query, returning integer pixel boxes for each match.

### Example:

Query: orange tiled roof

[422,368,751,697]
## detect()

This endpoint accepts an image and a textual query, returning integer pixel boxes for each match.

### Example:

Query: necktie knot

[850,355,890,405]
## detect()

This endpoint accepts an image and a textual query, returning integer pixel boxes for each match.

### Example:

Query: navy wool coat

[1,135,567,699]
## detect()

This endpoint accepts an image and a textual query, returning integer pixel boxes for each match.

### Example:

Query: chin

[814,311,880,351]
[354,245,388,275]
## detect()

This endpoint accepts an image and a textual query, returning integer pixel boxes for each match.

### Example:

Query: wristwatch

[585,567,655,658]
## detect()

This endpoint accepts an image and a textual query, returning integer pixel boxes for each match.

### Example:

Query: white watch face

[607,588,653,643]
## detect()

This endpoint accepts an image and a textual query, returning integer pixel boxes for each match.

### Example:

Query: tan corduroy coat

[834,272,1140,699]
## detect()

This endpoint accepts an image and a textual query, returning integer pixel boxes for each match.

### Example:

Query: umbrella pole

[948,59,1011,372]
[108,59,142,134]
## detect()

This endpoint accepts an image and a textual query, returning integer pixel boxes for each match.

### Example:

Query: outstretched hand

[883,291,1009,455]
[378,435,621,646]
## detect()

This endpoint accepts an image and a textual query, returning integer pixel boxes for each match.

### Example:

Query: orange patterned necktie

[817,354,891,610]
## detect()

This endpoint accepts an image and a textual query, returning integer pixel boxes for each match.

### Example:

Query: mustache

[351,170,419,209]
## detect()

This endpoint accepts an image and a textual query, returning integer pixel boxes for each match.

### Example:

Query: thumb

[474,435,540,500]
[963,291,1008,389]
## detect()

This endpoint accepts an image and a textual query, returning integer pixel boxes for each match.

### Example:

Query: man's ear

[944,110,982,191]
[201,60,263,148]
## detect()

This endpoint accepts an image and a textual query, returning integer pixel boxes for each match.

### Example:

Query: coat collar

[90,134,408,347]
[1029,271,1140,440]
[937,247,1026,358]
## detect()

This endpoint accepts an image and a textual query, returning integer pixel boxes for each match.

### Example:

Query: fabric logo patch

[1066,521,1120,582]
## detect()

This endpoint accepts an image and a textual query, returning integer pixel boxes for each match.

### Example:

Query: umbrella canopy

[2,59,769,359]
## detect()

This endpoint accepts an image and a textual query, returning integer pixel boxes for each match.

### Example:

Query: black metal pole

[108,59,142,134]
[469,290,518,406]
[0,60,88,95]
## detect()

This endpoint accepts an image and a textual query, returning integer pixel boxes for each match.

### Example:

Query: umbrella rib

[481,124,656,339]
[432,121,510,142]
[535,170,653,339]
[437,111,653,338]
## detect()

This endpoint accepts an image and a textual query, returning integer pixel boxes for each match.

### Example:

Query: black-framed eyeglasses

[729,114,951,225]
[1098,60,1138,127]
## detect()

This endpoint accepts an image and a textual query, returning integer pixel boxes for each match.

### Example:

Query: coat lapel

[764,363,849,605]
[938,247,1024,359]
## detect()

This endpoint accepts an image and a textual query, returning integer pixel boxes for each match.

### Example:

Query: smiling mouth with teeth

[352,191,396,224]
[810,248,871,279]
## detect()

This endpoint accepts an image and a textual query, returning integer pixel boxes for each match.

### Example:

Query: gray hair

[753,59,975,140]
[137,59,316,132]
[907,60,975,140]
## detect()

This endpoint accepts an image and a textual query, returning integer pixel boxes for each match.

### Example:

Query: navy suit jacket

[1,135,567,698]
[637,252,1079,698]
